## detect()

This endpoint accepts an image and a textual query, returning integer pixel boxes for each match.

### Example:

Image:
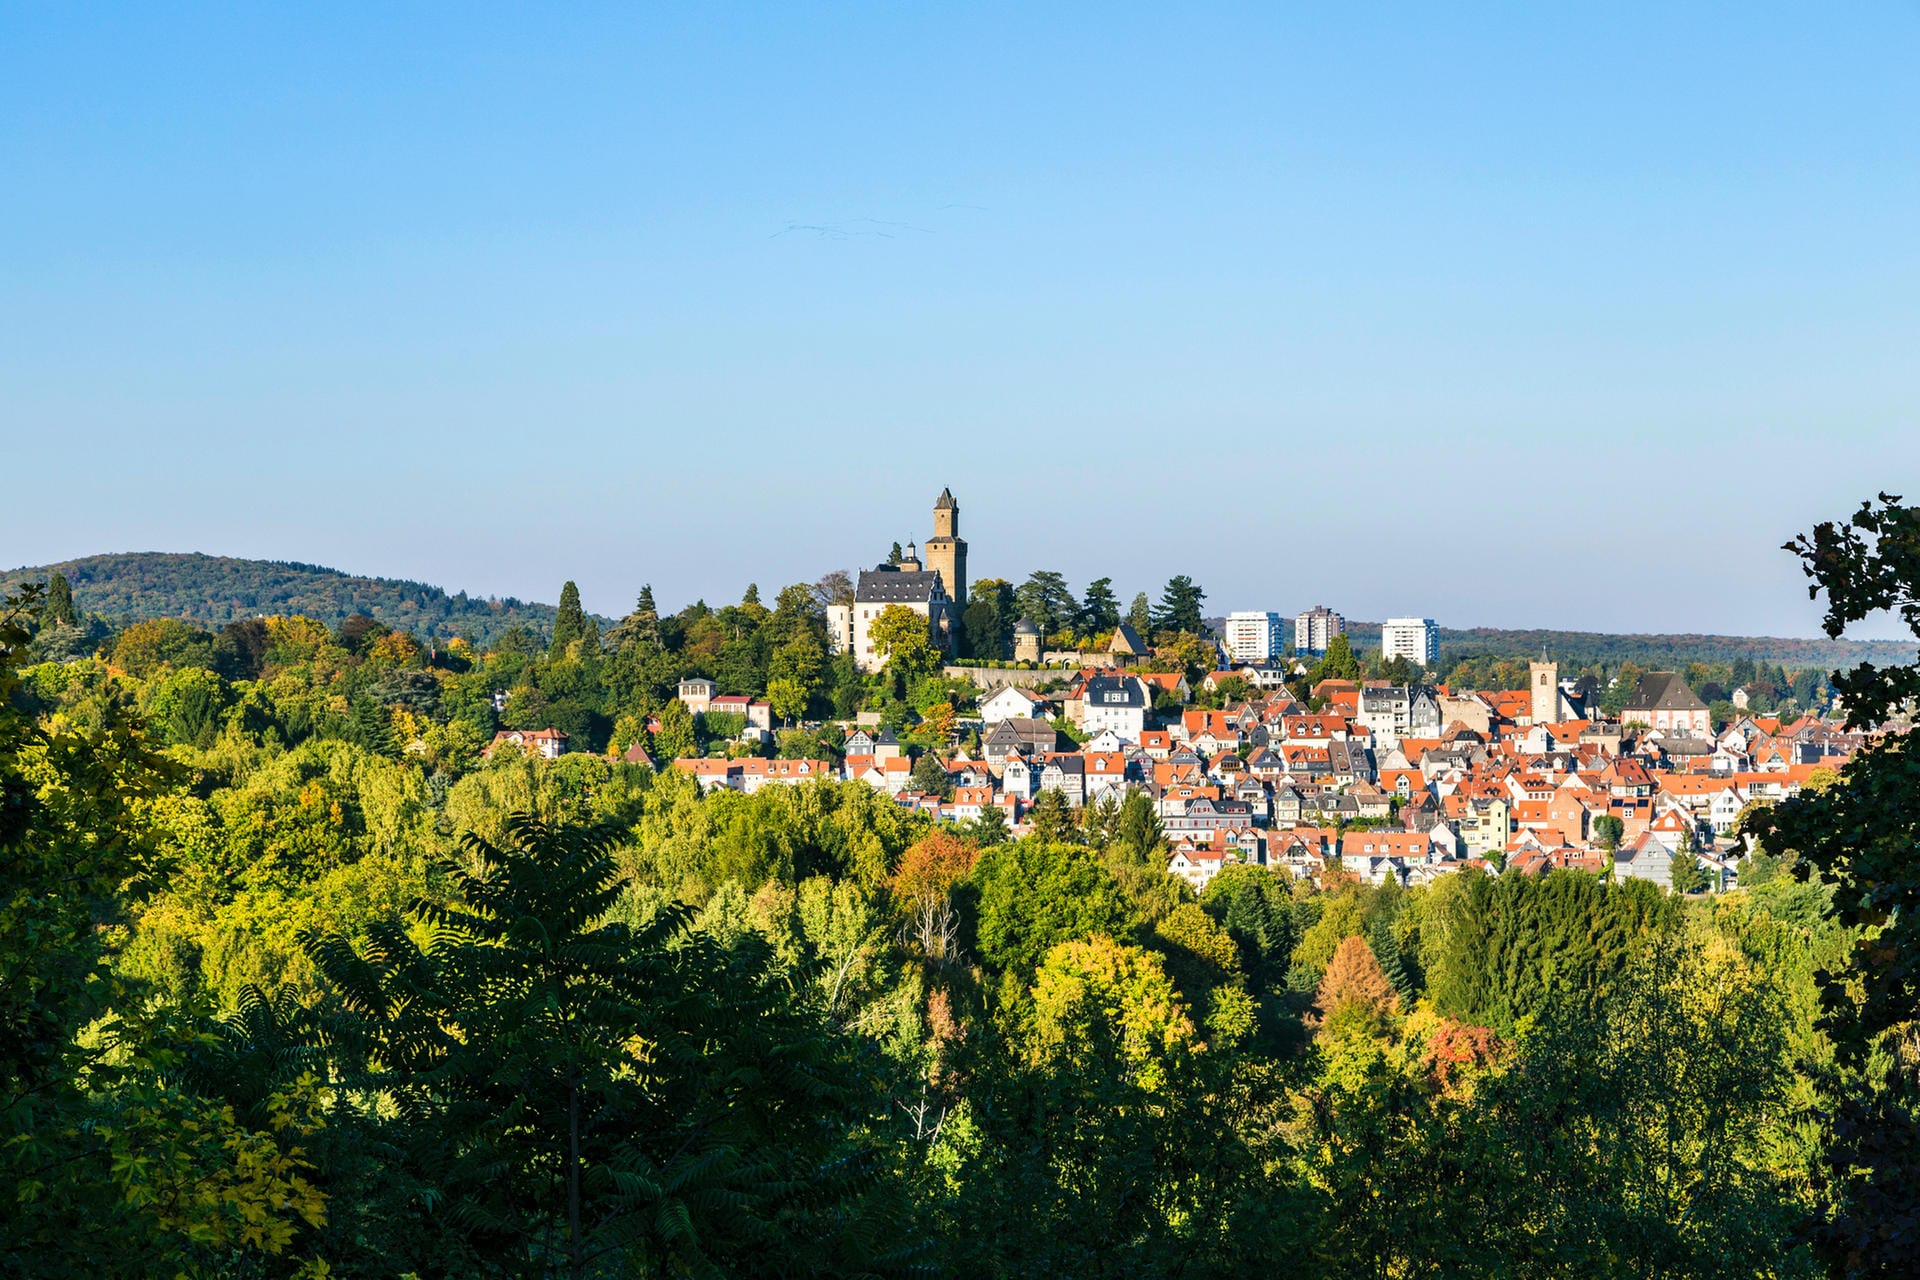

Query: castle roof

[934,487,956,509]
[855,567,947,604]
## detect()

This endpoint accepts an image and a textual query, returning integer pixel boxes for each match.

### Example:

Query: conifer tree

[1316,934,1399,1034]
[1080,576,1120,633]
[1126,591,1152,634]
[1152,575,1207,635]
[550,580,586,657]
[44,571,78,626]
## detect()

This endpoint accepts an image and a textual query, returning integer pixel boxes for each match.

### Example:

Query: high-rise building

[1224,611,1284,663]
[923,487,968,608]
[1293,606,1344,657]
[1381,618,1439,667]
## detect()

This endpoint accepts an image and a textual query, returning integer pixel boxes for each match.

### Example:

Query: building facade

[1294,606,1345,657]
[1380,617,1439,667]
[1224,610,1284,663]
[1623,671,1713,737]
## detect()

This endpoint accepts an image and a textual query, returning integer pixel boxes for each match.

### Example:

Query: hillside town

[476,489,1864,895]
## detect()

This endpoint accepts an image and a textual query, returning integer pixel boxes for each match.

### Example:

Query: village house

[484,728,569,760]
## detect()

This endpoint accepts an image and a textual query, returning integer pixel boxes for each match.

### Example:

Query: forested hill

[1335,621,1916,673]
[5,552,571,646]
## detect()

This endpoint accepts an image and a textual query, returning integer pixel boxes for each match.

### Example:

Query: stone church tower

[1530,659,1559,726]
[924,487,968,608]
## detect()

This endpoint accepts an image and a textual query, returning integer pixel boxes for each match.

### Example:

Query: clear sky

[4,3,1917,636]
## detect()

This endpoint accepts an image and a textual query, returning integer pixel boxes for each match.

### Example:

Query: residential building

[484,728,569,760]
[1080,673,1151,739]
[677,677,715,716]
[1294,606,1344,657]
[1622,671,1712,738]
[1380,618,1439,667]
[979,685,1048,725]
[1224,611,1285,663]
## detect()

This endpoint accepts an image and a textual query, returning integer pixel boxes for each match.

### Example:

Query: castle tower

[924,487,967,606]
[1530,659,1559,726]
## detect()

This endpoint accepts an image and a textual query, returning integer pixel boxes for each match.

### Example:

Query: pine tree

[1080,577,1120,633]
[1027,788,1077,843]
[1316,934,1399,1033]
[1127,592,1153,634]
[610,585,661,650]
[1314,633,1363,684]
[1367,914,1418,1007]
[550,580,585,657]
[1152,575,1207,635]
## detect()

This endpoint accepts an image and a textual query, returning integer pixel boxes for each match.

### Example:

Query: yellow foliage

[107,1069,328,1258]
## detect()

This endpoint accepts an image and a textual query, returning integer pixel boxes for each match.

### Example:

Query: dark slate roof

[1083,674,1147,708]
[988,717,1058,746]
[1625,671,1709,714]
[1109,622,1147,653]
[855,567,946,604]
[934,487,956,510]
[1012,617,1040,635]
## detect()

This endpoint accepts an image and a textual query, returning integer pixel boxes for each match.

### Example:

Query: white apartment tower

[1381,618,1439,668]
[1224,611,1284,664]
[1293,606,1344,658]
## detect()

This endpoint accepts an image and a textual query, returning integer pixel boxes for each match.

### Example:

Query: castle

[827,488,970,672]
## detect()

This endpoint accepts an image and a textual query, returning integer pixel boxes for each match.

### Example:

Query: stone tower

[1530,659,1559,726]
[924,487,967,607]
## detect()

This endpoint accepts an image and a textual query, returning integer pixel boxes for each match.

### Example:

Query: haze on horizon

[4,5,1917,639]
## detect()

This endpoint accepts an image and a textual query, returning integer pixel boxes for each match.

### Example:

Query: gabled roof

[1625,671,1709,714]
[855,567,947,604]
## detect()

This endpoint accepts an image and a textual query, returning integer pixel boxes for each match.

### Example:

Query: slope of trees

[5,552,575,646]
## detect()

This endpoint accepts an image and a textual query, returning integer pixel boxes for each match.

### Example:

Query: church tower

[1530,659,1559,726]
[924,487,967,607]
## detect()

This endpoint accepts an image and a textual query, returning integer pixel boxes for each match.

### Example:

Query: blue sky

[4,3,1917,636]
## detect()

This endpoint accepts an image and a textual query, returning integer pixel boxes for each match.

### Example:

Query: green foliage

[306,813,927,1277]
[1013,571,1077,639]
[1151,574,1206,636]
[1311,632,1362,684]
[548,578,586,657]
[972,840,1138,977]
[1426,869,1677,1035]
[1079,576,1119,633]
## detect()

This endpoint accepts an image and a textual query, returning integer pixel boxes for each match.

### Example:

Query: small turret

[1013,617,1041,664]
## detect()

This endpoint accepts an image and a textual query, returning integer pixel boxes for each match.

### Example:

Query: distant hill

[5,553,573,647]
[1338,621,1916,673]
